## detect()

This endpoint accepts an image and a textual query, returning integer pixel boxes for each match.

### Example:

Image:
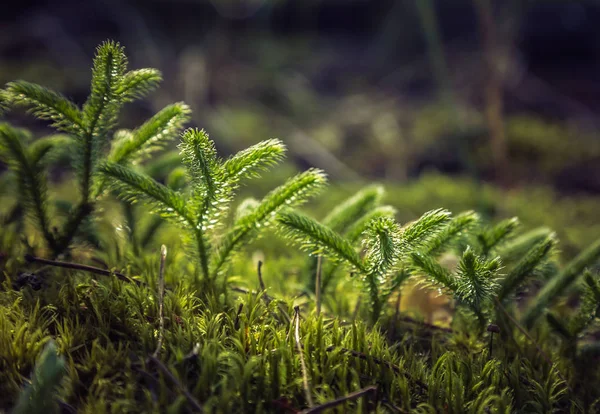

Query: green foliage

[11,340,66,414]
[322,184,385,234]
[108,103,190,166]
[0,125,57,251]
[277,207,462,323]
[423,210,479,256]
[305,185,396,294]
[277,210,364,272]
[1,38,600,413]
[497,233,557,302]
[1,41,188,258]
[476,217,520,257]
[523,237,600,327]
[101,128,326,283]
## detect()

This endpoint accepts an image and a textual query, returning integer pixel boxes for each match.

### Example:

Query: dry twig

[153,245,167,358]
[294,306,314,408]
[24,254,141,285]
[299,385,377,414]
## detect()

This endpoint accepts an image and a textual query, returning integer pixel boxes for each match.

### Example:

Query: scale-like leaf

[363,216,402,278]
[498,233,557,302]
[78,41,128,199]
[118,68,162,103]
[213,169,327,276]
[223,138,286,182]
[478,217,520,255]
[109,102,191,165]
[522,237,600,327]
[424,210,480,256]
[5,81,84,135]
[402,208,452,252]
[322,185,385,234]
[99,162,191,226]
[454,247,500,311]
[410,251,457,293]
[277,210,364,272]
[28,135,74,166]
[0,124,55,250]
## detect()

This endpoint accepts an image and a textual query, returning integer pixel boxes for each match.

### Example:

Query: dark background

[2,0,600,192]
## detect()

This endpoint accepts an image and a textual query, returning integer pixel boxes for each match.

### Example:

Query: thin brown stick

[232,285,273,302]
[398,316,454,333]
[257,260,271,306]
[294,306,314,408]
[153,245,167,358]
[234,303,244,330]
[299,385,377,414]
[24,254,141,285]
[315,256,322,317]
[147,355,203,412]
[257,260,266,291]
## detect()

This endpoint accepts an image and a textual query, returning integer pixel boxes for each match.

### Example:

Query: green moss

[2,40,600,413]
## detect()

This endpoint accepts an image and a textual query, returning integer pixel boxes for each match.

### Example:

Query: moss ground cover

[1,41,599,414]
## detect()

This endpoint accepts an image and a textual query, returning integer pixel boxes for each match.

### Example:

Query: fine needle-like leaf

[0,124,56,251]
[99,162,191,226]
[322,184,385,234]
[5,81,84,135]
[213,169,327,277]
[117,68,162,103]
[109,102,191,165]
[498,233,557,302]
[276,210,364,273]
[522,237,600,327]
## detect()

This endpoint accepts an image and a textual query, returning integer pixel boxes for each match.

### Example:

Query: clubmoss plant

[2,38,600,414]
[276,208,456,323]
[100,128,327,284]
[305,184,397,294]
[1,41,190,258]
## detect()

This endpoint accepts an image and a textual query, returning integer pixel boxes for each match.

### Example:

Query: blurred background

[2,0,599,257]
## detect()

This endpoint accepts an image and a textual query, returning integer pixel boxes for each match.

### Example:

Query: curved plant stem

[294,306,314,408]
[299,385,377,414]
[153,245,167,358]
[24,254,141,285]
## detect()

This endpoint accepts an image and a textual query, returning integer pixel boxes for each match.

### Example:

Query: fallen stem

[299,385,377,414]
[147,355,203,412]
[24,254,141,285]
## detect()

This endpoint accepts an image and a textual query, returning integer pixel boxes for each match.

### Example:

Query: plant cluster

[1,40,599,413]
